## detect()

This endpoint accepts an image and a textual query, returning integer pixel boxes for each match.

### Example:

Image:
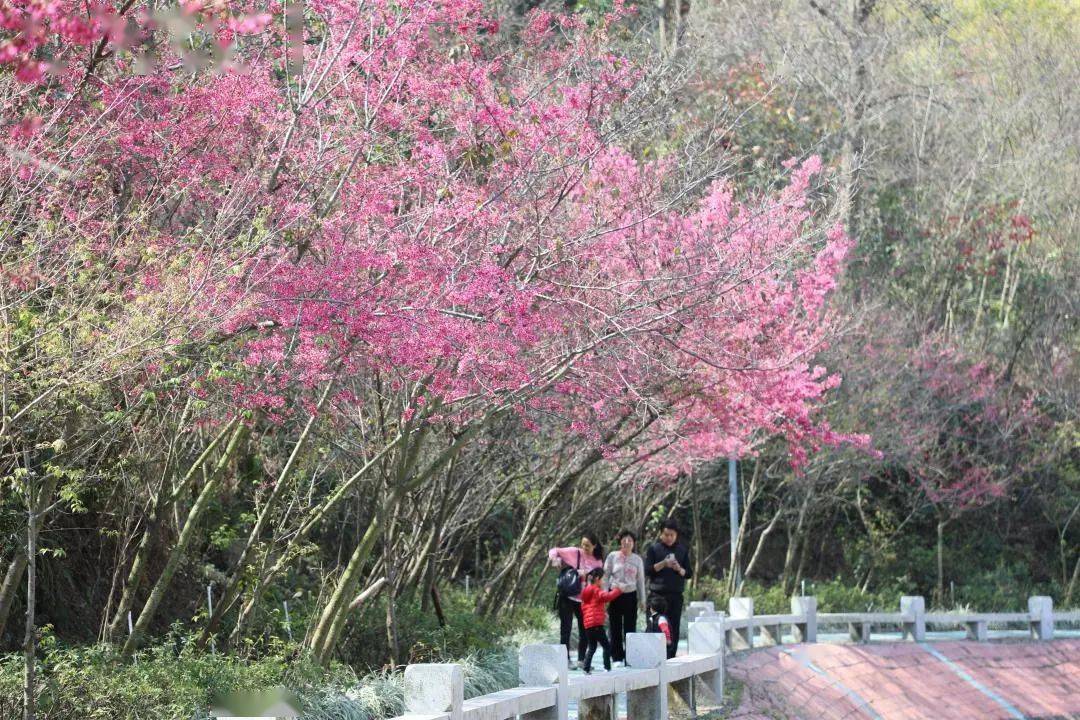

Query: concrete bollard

[686,601,717,624]
[519,644,568,720]
[404,664,463,720]
[626,633,667,720]
[689,618,725,704]
[791,596,817,643]
[728,597,754,650]
[1028,596,1053,641]
[900,596,926,642]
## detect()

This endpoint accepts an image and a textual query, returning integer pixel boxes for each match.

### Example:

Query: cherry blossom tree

[2,0,857,675]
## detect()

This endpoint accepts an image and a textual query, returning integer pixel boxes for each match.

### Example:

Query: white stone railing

[388,595,1076,720]
[719,594,1075,649]
[390,628,723,720]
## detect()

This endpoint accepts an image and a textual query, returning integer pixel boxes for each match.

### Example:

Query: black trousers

[583,626,612,672]
[608,591,638,661]
[651,590,683,658]
[557,595,586,662]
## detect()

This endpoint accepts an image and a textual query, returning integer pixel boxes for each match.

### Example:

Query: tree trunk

[0,552,27,645]
[657,0,689,56]
[935,518,947,607]
[385,574,400,667]
[691,472,701,594]
[122,422,246,658]
[781,492,811,593]
[728,460,762,594]
[477,412,656,615]
[738,504,783,593]
[22,478,41,720]
[198,387,329,649]
[0,475,58,644]
[308,518,382,665]
[430,585,446,627]
[1064,551,1079,607]
[107,418,237,642]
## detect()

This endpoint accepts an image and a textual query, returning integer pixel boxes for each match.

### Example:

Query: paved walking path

[726,639,1080,719]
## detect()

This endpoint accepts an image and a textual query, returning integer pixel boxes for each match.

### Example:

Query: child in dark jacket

[579,567,621,673]
[645,594,673,657]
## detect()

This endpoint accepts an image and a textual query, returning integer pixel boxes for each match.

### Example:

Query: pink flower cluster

[2,0,859,476]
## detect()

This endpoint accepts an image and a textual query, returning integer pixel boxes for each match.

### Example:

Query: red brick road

[726,640,1080,719]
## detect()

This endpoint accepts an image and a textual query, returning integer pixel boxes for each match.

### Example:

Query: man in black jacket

[644,519,692,658]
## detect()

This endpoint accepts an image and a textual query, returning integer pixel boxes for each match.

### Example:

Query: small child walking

[645,594,673,657]
[579,567,622,673]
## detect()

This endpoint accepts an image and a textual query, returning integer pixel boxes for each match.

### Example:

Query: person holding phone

[644,519,692,658]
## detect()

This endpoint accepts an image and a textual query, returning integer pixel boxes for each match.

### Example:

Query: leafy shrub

[337,588,551,670]
[0,590,554,720]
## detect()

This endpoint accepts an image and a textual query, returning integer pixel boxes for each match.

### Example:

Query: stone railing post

[1028,596,1053,640]
[791,596,817,643]
[518,644,568,720]
[626,633,667,720]
[728,597,754,650]
[686,600,717,627]
[689,616,725,703]
[900,596,926,642]
[404,664,463,720]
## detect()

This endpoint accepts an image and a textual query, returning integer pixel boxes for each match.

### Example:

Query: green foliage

[338,588,552,669]
[0,594,552,720]
[0,639,358,720]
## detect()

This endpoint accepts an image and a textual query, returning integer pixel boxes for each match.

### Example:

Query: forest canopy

[0,0,1076,711]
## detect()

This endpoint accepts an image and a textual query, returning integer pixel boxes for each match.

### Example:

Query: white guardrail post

[689,615,726,703]
[403,663,463,720]
[685,600,716,633]
[900,595,926,642]
[1028,596,1053,640]
[728,596,754,650]
[791,596,817,643]
[626,632,667,720]
[518,644,568,720]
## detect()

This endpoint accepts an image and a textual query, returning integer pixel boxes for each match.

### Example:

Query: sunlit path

[727,639,1080,720]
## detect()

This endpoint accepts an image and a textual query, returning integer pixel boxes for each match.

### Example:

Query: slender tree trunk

[227,544,275,647]
[308,423,479,664]
[1064,551,1079,607]
[782,493,811,593]
[430,585,446,627]
[691,472,701,594]
[0,552,27,645]
[657,0,689,56]
[738,505,783,593]
[793,521,812,594]
[477,412,655,615]
[122,422,246,658]
[308,518,382,665]
[23,479,40,720]
[0,471,59,647]
[198,387,329,649]
[935,518,947,607]
[385,571,400,667]
[107,418,235,641]
[728,460,761,594]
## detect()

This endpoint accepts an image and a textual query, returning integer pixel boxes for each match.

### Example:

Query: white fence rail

[389,595,1075,720]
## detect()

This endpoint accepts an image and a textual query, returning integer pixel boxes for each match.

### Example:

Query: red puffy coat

[580,584,622,629]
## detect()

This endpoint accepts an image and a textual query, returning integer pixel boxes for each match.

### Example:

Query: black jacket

[644,540,692,594]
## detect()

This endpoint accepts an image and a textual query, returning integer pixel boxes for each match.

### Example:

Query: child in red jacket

[579,567,621,673]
